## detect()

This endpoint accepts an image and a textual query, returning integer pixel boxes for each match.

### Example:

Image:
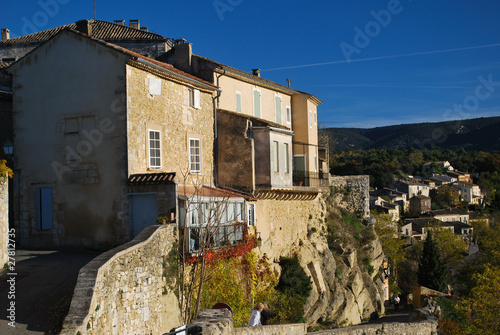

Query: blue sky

[2,0,500,128]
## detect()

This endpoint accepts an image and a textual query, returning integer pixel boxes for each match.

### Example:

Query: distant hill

[323,116,500,152]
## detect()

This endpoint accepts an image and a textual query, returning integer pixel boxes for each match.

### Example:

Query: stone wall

[308,319,438,335]
[330,175,370,218]
[61,224,181,335]
[187,309,307,335]
[0,176,8,266]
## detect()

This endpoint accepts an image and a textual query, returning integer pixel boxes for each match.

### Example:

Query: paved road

[0,250,99,334]
[368,304,412,324]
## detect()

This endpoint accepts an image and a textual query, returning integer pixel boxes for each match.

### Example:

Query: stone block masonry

[61,224,181,335]
[330,175,370,218]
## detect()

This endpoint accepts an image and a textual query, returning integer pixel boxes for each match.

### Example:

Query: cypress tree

[417,230,447,292]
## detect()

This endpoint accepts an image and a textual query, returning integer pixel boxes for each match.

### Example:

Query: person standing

[248,302,264,327]
[260,303,274,325]
[394,294,401,311]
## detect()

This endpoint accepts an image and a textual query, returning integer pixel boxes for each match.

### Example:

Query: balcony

[293,170,330,188]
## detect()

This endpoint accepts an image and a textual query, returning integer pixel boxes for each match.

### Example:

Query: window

[253,89,261,118]
[314,153,318,172]
[286,106,291,125]
[284,143,289,173]
[247,204,255,226]
[35,188,53,230]
[188,88,201,109]
[149,130,161,169]
[273,141,279,172]
[275,95,282,124]
[236,91,242,113]
[309,110,313,128]
[149,78,161,95]
[314,110,317,125]
[189,138,201,172]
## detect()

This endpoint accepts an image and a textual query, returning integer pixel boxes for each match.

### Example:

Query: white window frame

[148,129,161,169]
[236,91,242,113]
[247,203,255,226]
[189,138,201,173]
[275,94,282,125]
[253,88,262,118]
[286,105,291,125]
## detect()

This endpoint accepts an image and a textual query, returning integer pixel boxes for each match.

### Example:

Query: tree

[373,213,406,268]
[0,159,13,179]
[417,231,447,292]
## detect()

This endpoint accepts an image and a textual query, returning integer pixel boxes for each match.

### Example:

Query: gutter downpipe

[214,67,225,187]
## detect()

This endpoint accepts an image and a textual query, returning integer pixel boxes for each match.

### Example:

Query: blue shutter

[36,188,53,230]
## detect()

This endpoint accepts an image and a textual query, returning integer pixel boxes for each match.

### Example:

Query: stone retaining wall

[234,323,307,335]
[330,175,370,218]
[309,320,438,335]
[61,224,181,335]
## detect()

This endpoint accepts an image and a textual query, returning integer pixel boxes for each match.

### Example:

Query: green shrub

[276,255,312,299]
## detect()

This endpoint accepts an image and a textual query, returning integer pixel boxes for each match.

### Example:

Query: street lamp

[3,140,13,156]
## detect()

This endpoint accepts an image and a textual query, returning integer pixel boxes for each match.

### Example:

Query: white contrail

[262,43,500,71]
[308,84,473,89]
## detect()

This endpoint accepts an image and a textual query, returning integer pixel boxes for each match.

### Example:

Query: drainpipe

[213,67,225,187]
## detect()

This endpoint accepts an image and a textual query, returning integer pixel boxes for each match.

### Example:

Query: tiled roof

[0,19,169,44]
[107,41,218,89]
[128,173,176,185]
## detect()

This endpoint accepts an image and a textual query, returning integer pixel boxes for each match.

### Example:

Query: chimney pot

[129,19,140,30]
[252,69,261,77]
[1,28,10,41]
[114,20,125,26]
[174,38,187,46]
[140,26,148,32]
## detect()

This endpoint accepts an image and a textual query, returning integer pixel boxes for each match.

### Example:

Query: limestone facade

[61,224,181,335]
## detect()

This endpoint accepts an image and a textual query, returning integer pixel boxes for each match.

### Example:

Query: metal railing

[293,170,330,187]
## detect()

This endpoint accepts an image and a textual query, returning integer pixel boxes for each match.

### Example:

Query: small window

[253,89,261,118]
[189,138,201,172]
[314,110,317,125]
[188,88,201,109]
[247,204,255,226]
[284,143,289,173]
[236,91,242,113]
[275,95,282,124]
[273,141,279,172]
[35,188,53,230]
[286,106,291,125]
[309,110,313,128]
[149,130,161,169]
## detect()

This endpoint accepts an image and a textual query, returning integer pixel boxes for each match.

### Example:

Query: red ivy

[186,224,257,264]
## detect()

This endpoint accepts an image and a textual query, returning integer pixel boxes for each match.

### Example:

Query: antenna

[93,0,96,19]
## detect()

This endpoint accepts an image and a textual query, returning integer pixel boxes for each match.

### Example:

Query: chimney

[140,26,148,32]
[286,78,292,87]
[252,69,261,77]
[129,19,140,30]
[172,41,192,72]
[75,20,92,36]
[1,28,10,41]
[114,20,125,26]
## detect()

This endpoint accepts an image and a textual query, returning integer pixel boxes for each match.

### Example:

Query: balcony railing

[293,170,330,187]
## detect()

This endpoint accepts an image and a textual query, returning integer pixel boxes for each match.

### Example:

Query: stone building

[7,29,218,248]
[162,42,328,189]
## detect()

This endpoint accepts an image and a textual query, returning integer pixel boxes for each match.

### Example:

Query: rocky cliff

[286,191,386,328]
